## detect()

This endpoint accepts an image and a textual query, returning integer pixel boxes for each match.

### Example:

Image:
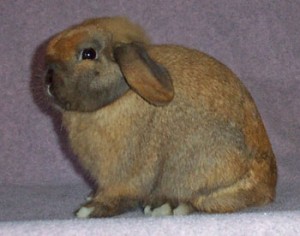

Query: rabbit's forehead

[46,28,105,61]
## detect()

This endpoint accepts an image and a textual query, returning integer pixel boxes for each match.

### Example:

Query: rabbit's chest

[64,112,129,157]
[61,102,143,180]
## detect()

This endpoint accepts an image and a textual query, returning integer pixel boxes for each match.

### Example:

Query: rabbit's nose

[45,68,55,96]
[45,68,54,86]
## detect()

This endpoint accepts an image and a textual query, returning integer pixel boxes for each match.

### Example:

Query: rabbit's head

[45,17,174,112]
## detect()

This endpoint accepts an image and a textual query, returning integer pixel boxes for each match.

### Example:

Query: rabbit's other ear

[114,43,174,106]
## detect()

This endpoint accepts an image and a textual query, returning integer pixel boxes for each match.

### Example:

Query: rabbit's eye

[80,48,97,60]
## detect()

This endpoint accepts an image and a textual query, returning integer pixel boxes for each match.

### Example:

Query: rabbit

[44,16,277,218]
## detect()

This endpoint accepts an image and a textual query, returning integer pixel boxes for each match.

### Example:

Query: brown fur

[44,17,277,217]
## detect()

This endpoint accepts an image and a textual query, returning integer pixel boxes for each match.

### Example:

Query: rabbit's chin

[45,84,131,113]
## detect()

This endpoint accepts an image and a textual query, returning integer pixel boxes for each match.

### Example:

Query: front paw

[76,197,138,218]
[75,201,119,218]
[76,206,95,218]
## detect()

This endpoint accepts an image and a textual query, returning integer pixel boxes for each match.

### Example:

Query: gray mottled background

[0,0,299,233]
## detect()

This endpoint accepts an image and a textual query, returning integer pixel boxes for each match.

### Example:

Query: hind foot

[144,202,195,217]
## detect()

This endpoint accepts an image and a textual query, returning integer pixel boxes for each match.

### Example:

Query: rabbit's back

[148,45,273,152]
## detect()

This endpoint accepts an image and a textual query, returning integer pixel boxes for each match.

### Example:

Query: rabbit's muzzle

[44,59,130,113]
[44,66,73,111]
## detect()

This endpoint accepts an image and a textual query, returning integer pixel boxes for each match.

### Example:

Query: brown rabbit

[44,17,277,218]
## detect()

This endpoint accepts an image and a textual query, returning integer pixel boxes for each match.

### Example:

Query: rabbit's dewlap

[44,17,277,218]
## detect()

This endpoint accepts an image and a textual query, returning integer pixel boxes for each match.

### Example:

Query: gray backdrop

[0,0,299,234]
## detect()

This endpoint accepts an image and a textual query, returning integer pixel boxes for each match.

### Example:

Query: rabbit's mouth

[45,83,72,111]
[43,77,70,112]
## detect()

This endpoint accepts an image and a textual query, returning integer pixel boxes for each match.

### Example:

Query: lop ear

[114,43,174,106]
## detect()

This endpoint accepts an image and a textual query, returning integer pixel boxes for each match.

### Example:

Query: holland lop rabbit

[44,17,277,218]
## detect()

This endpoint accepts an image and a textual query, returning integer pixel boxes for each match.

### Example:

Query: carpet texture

[1,0,299,235]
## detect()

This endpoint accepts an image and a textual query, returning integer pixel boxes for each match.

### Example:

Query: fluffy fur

[44,16,277,217]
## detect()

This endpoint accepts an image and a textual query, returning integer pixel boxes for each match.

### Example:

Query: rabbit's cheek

[74,73,129,112]
[52,68,129,112]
